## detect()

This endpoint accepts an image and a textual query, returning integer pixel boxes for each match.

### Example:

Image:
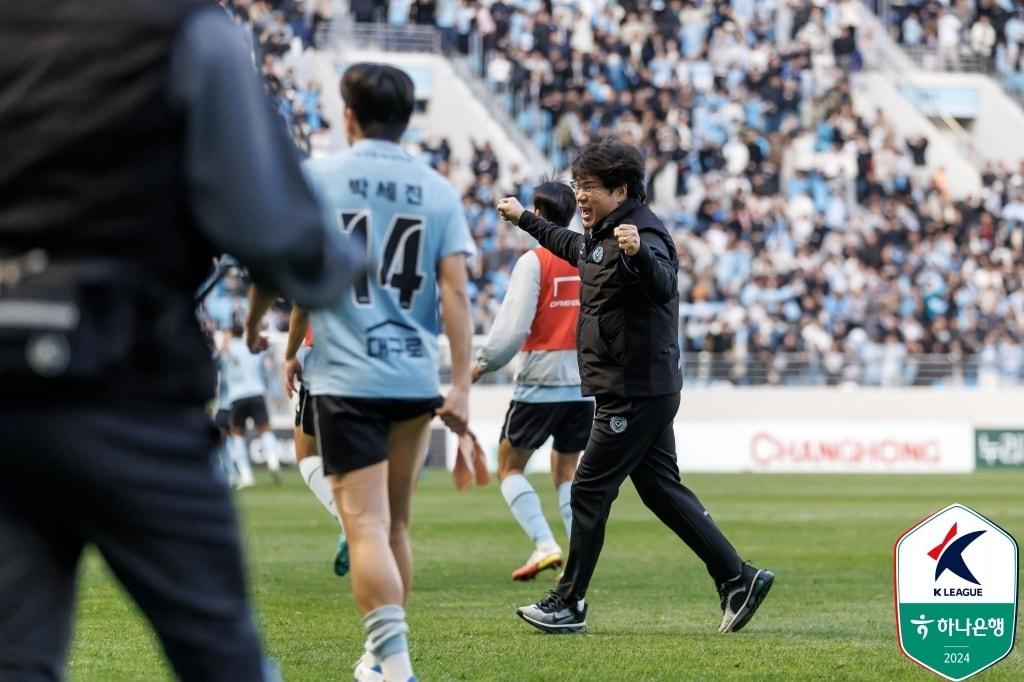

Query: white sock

[364,605,413,681]
[500,474,555,548]
[229,436,254,483]
[259,431,280,471]
[297,455,340,523]
[361,648,380,669]
[557,481,572,540]
[381,650,413,681]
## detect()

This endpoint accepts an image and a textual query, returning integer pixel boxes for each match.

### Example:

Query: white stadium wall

[440,387,1024,475]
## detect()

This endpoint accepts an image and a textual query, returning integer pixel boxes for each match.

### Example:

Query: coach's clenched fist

[614,224,641,256]
[497,197,525,225]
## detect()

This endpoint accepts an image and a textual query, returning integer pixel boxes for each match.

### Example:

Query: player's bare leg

[331,441,419,682]
[331,462,401,614]
[499,440,563,580]
[384,413,433,602]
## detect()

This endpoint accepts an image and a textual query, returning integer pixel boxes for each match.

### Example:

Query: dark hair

[340,63,415,142]
[532,180,577,226]
[570,140,646,201]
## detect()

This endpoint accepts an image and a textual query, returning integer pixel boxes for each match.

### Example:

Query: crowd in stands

[220,0,335,155]
[203,0,1024,386]
[369,0,1024,386]
[882,1,1024,83]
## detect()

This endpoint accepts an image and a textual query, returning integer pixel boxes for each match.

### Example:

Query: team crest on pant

[609,416,628,433]
[592,246,604,263]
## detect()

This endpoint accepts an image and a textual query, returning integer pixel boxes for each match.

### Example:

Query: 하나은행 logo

[895,504,1019,681]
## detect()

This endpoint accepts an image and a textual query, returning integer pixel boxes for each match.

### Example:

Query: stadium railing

[447,342,1024,389]
[317,21,441,54]
[900,45,993,74]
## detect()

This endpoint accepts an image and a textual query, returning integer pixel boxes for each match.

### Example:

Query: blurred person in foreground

[472,181,594,582]
[497,140,774,635]
[0,2,359,680]
[247,63,474,682]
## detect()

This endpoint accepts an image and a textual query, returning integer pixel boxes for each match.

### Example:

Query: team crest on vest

[610,416,628,433]
[592,246,605,263]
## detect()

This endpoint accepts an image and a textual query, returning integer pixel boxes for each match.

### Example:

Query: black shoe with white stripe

[718,562,774,633]
[517,592,587,634]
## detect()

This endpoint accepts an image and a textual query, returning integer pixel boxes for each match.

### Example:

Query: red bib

[522,247,580,352]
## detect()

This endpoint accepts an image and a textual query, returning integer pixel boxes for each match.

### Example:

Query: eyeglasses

[569,179,606,196]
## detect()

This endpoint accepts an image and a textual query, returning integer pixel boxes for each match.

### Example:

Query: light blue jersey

[304,139,474,399]
[223,337,267,403]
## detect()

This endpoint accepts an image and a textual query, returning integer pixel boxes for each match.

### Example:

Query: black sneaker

[516,592,588,634]
[718,562,774,633]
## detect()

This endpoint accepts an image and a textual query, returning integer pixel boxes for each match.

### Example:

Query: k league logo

[592,246,604,263]
[895,504,1019,681]
[929,523,985,591]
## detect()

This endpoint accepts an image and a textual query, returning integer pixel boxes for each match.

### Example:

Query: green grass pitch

[68,470,1023,680]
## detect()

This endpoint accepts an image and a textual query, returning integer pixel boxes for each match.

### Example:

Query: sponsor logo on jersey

[365,320,423,360]
[550,275,582,308]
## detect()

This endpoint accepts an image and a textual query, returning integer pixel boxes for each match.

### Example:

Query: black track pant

[0,404,268,682]
[555,392,743,604]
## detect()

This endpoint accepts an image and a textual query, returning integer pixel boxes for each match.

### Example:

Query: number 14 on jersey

[337,209,426,310]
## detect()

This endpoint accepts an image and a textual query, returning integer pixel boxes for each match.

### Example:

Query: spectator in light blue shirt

[902,13,924,45]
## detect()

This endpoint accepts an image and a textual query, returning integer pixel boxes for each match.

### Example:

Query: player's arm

[474,251,539,381]
[497,197,582,265]
[244,284,277,353]
[282,305,309,398]
[436,253,471,434]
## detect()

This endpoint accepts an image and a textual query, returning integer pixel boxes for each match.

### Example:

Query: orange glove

[453,430,490,490]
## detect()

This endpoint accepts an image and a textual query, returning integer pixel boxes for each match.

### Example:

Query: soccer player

[248,63,473,682]
[223,321,281,485]
[472,181,594,581]
[498,140,773,635]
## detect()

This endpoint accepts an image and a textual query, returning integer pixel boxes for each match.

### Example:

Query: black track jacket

[517,198,683,398]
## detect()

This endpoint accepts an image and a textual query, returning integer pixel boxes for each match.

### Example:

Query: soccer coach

[498,140,773,635]
[0,2,359,680]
